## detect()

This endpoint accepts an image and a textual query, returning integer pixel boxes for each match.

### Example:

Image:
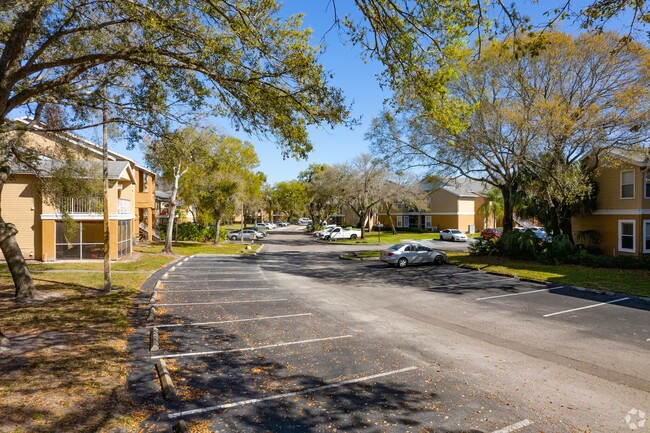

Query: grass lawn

[327,231,442,245]
[0,240,260,433]
[447,252,650,298]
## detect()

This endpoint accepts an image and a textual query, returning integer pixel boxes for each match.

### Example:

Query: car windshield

[451,230,462,234]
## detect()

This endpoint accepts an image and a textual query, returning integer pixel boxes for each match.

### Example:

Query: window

[139,171,149,192]
[645,172,650,199]
[117,220,131,257]
[644,220,650,254]
[621,170,635,199]
[618,220,636,253]
[425,216,432,229]
[396,216,403,228]
[403,216,409,228]
[56,221,104,260]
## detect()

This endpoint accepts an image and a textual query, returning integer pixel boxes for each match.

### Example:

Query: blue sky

[101,1,635,184]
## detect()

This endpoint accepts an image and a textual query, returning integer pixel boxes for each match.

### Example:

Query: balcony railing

[56,197,102,214]
[118,199,131,214]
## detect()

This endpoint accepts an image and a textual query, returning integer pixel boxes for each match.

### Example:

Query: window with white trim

[621,170,635,199]
[425,216,432,229]
[618,220,636,253]
[396,216,403,228]
[645,172,650,199]
[644,220,650,253]
[403,216,409,228]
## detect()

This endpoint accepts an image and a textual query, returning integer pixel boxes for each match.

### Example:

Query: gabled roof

[605,147,650,167]
[10,117,155,176]
[421,177,486,198]
[11,158,134,182]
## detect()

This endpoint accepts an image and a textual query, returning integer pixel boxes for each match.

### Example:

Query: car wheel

[350,234,357,240]
[433,255,444,265]
[397,257,408,268]
[229,235,237,240]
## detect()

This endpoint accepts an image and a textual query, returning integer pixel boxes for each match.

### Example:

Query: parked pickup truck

[323,227,362,241]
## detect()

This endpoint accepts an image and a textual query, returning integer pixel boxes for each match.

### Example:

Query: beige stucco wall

[41,220,55,261]
[595,164,645,210]
[428,189,458,213]
[572,213,646,256]
[0,175,42,260]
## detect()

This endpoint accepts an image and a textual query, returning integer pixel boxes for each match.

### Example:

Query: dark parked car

[481,228,503,239]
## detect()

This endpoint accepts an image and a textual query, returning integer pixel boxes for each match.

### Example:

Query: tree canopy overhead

[1,0,351,157]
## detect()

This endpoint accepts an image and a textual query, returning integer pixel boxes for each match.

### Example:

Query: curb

[453,263,650,304]
[155,359,176,399]
[149,327,159,351]
[173,420,189,433]
[146,306,156,322]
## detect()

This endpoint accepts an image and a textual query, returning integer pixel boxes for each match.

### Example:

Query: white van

[297,217,312,225]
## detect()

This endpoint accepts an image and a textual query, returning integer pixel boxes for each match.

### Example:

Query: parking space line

[476,287,558,301]
[151,334,354,360]
[158,288,271,293]
[167,366,417,419]
[160,278,266,283]
[429,280,513,290]
[146,313,312,328]
[543,297,630,317]
[491,419,533,433]
[153,299,288,307]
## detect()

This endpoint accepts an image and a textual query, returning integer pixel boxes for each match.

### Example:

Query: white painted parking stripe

[543,297,630,317]
[152,334,353,360]
[491,419,533,433]
[161,279,265,283]
[476,287,558,301]
[147,313,312,328]
[158,288,271,293]
[153,299,288,307]
[167,366,417,418]
[429,280,513,290]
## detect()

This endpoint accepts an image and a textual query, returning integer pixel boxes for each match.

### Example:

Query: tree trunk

[0,220,36,299]
[501,185,514,233]
[163,167,182,253]
[214,209,222,245]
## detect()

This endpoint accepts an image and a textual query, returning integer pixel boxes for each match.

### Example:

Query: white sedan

[440,229,468,242]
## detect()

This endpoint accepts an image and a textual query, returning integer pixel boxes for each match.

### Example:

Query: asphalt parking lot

[129,255,550,432]
[128,226,649,432]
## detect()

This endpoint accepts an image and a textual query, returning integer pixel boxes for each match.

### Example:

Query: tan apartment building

[378,178,488,233]
[1,119,155,261]
[572,150,650,256]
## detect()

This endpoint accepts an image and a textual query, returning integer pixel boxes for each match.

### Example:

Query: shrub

[499,230,541,260]
[468,238,499,256]
[540,233,574,263]
[566,249,650,270]
[176,222,203,241]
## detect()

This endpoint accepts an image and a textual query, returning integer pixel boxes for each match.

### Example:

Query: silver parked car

[228,229,265,241]
[380,242,447,268]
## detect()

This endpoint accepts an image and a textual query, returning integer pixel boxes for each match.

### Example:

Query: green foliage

[1,1,350,157]
[540,234,574,263]
[566,249,650,270]
[468,238,499,256]
[157,222,227,242]
[499,230,542,261]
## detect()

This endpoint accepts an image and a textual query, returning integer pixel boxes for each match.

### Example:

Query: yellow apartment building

[572,150,650,256]
[378,178,489,233]
[1,120,155,261]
